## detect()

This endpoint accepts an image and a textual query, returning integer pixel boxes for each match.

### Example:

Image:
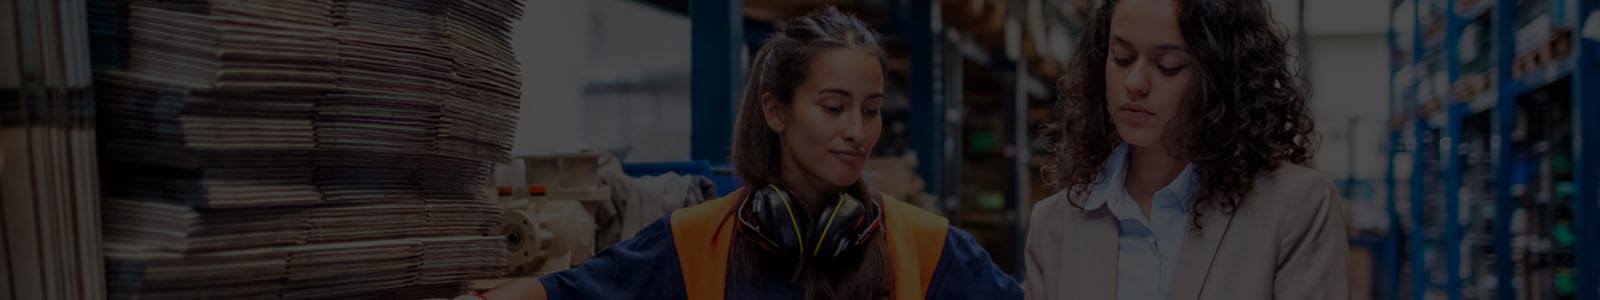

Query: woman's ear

[761,93,786,133]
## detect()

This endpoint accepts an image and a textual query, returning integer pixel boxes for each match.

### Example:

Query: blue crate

[622,161,742,197]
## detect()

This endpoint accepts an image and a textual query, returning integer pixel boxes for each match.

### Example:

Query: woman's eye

[864,108,881,117]
[823,106,846,114]
[1112,56,1134,66]
[1156,54,1189,75]
[1158,65,1186,75]
[1110,47,1135,66]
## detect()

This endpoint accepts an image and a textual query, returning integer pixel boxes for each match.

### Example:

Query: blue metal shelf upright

[1573,0,1600,297]
[689,0,744,163]
[1385,3,1404,299]
[1389,0,1598,299]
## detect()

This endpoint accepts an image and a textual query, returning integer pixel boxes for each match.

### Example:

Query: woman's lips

[830,150,867,165]
[1117,103,1155,123]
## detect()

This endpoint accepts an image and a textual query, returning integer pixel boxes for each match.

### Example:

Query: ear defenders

[735,184,884,259]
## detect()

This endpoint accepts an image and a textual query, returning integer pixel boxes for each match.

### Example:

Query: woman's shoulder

[1258,162,1334,187]
[1251,162,1338,202]
[879,193,951,231]
[1027,191,1079,233]
[1246,163,1342,230]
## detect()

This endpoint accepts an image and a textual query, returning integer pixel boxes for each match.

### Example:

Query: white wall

[1298,0,1393,181]
[1292,0,1393,230]
[1304,0,1390,36]
[1308,34,1391,180]
[511,0,592,156]
[579,0,694,162]
[510,0,694,162]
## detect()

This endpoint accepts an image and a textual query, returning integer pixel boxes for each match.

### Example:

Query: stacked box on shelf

[94,0,525,298]
[1445,1,1499,296]
[1458,111,1498,299]
[1508,81,1578,300]
[1392,0,1597,298]
[1509,0,1578,83]
[1422,0,1447,49]
[1453,16,1495,110]
[1420,124,1448,298]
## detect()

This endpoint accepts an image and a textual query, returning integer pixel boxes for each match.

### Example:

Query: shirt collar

[1083,144,1199,213]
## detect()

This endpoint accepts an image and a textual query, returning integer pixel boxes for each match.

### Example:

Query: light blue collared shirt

[1083,144,1199,300]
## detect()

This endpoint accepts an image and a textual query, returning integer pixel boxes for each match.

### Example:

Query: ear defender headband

[736,184,884,259]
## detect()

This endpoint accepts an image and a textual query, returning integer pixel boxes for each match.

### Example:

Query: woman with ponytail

[485,7,1021,300]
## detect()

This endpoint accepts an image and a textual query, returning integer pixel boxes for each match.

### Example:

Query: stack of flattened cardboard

[415,236,505,285]
[94,0,523,298]
[2,0,106,298]
[439,0,521,163]
[104,242,292,299]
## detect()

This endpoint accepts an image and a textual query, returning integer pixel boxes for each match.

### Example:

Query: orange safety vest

[669,189,949,300]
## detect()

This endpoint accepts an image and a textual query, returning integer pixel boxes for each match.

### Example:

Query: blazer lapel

[1171,207,1236,300]
[1075,208,1119,300]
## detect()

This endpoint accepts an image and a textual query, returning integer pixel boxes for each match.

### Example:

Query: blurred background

[3,0,1598,299]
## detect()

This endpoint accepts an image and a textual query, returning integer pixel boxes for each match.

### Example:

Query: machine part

[558,153,602,189]
[521,152,605,190]
[539,200,597,266]
[524,156,561,188]
[496,210,547,268]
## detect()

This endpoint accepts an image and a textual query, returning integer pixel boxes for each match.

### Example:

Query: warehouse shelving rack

[1387,0,1599,299]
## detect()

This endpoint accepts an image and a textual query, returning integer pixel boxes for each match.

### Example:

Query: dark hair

[1044,0,1318,227]
[727,6,892,300]
[731,6,885,188]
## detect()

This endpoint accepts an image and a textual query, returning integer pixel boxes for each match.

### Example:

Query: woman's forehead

[797,48,885,98]
[1108,0,1187,49]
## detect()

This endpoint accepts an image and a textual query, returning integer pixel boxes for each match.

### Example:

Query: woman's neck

[778,158,846,217]
[1125,144,1187,217]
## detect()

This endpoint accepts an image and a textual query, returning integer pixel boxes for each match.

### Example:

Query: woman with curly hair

[1023,0,1347,299]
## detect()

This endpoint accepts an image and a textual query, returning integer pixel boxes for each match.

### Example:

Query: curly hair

[1043,0,1318,226]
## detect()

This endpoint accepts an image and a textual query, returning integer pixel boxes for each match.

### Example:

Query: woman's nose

[1123,62,1151,98]
[841,110,865,144]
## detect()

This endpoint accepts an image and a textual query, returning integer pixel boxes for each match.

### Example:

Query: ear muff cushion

[809,192,882,258]
[737,185,809,257]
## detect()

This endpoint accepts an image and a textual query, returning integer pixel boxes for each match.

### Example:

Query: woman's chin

[1116,131,1162,148]
[823,173,861,188]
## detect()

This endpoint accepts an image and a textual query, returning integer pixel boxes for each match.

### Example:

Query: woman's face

[765,47,884,188]
[1105,0,1195,148]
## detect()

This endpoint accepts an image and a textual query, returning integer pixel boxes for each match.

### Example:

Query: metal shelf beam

[1571,0,1599,298]
[689,0,745,163]
[1409,2,1428,299]
[1490,0,1516,299]
[1443,0,1466,297]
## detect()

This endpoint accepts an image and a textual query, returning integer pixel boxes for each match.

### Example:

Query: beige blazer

[1023,164,1349,300]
